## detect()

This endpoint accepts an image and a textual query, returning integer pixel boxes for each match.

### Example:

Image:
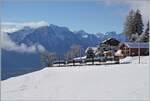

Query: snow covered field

[1,56,150,100]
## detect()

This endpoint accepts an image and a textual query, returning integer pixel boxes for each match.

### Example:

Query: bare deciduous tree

[40,51,56,67]
[65,44,81,61]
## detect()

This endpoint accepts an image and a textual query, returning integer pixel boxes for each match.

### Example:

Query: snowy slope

[1,56,150,100]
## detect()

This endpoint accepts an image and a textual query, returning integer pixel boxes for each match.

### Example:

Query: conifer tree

[134,9,144,35]
[145,21,149,34]
[123,10,136,39]
[123,9,144,41]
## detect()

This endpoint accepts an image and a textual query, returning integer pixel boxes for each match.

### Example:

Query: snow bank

[1,56,150,100]
[120,56,132,64]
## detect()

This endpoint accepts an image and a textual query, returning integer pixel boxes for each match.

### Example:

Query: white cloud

[36,44,46,52]
[1,21,47,53]
[0,32,45,53]
[1,21,49,33]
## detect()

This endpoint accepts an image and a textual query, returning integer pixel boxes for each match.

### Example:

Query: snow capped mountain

[95,32,104,38]
[6,25,102,54]
[8,27,34,43]
[74,30,89,38]
[104,31,127,42]
[1,21,49,33]
[4,24,127,51]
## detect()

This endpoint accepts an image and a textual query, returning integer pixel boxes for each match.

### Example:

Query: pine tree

[123,10,136,39]
[123,9,144,41]
[145,21,149,34]
[142,21,149,42]
[134,9,144,35]
[85,47,95,64]
[86,48,95,59]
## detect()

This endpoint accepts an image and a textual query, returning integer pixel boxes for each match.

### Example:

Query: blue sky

[2,1,130,34]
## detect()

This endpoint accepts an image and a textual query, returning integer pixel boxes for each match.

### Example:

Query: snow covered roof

[124,42,149,48]
[90,47,97,51]
[85,47,97,53]
[74,56,86,60]
[102,38,120,46]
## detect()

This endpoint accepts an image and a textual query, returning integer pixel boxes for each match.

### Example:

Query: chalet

[115,42,149,57]
[84,38,121,57]
[96,38,120,57]
[100,38,120,52]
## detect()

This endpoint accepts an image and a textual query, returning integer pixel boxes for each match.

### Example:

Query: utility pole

[138,41,140,64]
[138,33,140,64]
[80,46,82,64]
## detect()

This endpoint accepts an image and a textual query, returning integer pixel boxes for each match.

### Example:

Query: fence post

[92,57,94,65]
[73,60,75,66]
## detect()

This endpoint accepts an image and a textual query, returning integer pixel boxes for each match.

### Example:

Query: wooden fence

[52,56,119,67]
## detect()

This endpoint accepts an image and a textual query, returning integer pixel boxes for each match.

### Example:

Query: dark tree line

[123,9,149,42]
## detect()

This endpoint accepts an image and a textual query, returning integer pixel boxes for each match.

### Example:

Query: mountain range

[2,24,127,80]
